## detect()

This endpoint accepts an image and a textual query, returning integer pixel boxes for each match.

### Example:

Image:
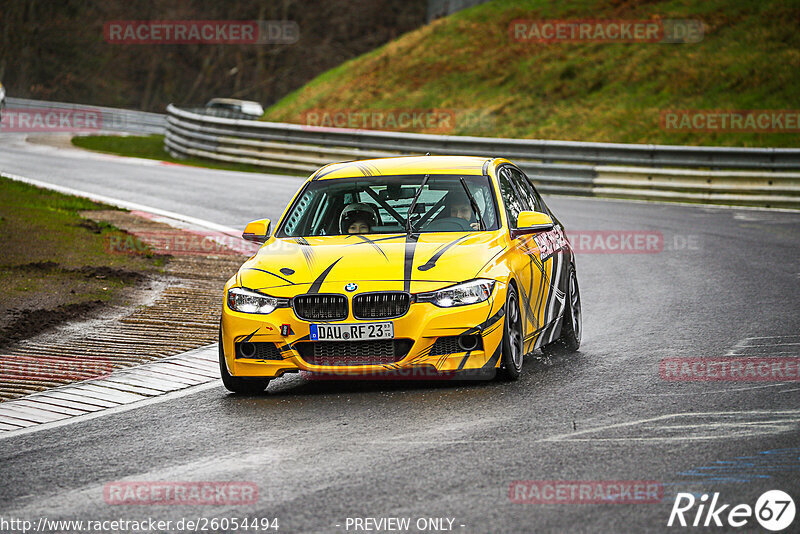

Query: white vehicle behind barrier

[204,98,264,119]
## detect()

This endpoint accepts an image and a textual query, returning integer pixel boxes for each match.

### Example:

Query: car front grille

[429,336,462,355]
[293,294,348,321]
[352,292,411,320]
[295,339,413,366]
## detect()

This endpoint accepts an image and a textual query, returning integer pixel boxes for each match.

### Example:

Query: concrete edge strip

[0,344,221,440]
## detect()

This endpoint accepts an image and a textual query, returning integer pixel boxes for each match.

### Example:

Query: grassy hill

[264,0,800,147]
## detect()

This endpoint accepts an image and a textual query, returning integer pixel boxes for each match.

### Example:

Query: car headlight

[416,279,495,307]
[227,287,289,314]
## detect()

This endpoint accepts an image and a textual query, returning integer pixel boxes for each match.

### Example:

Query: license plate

[309,322,394,341]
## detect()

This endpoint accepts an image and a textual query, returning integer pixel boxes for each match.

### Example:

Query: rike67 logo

[668,490,795,531]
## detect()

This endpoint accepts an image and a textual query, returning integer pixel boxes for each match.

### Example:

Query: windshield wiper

[460,177,485,230]
[405,174,430,235]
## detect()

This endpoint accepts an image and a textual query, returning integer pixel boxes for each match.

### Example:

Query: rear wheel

[218,329,271,394]
[542,266,581,356]
[498,284,524,381]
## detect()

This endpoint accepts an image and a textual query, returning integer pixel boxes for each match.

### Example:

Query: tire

[218,329,271,394]
[498,284,524,381]
[542,266,581,356]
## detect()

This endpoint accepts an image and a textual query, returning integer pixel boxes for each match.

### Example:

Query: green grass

[264,0,800,147]
[71,134,288,174]
[0,177,164,345]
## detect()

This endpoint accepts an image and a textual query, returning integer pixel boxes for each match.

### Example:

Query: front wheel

[498,284,524,381]
[542,266,581,356]
[218,329,271,394]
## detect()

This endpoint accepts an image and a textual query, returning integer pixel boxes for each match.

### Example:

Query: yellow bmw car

[219,156,581,393]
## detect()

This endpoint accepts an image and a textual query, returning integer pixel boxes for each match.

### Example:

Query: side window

[282,188,315,235]
[309,193,332,235]
[523,172,549,214]
[497,168,529,228]
[509,168,544,213]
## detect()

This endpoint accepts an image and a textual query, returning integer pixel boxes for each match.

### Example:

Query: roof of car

[310,155,498,180]
[206,98,262,107]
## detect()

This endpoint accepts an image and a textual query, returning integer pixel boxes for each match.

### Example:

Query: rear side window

[509,168,546,213]
[497,168,530,228]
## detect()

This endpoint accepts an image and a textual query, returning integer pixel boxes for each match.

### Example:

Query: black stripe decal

[346,234,406,250]
[236,328,260,343]
[540,258,555,327]
[278,334,310,356]
[481,340,503,370]
[533,262,546,327]
[403,234,419,293]
[312,164,339,180]
[542,252,561,325]
[537,320,560,349]
[348,235,404,247]
[483,323,502,337]
[355,163,375,177]
[353,234,389,261]
[456,351,472,371]
[244,268,296,285]
[528,246,546,328]
[516,281,537,332]
[418,234,473,271]
[355,162,380,176]
[462,305,505,336]
[307,257,342,294]
[293,237,316,267]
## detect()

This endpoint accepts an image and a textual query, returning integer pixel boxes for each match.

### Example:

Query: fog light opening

[458,334,480,352]
[239,342,257,358]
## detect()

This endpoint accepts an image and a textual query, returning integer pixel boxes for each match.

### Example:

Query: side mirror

[242,218,271,243]
[513,211,554,236]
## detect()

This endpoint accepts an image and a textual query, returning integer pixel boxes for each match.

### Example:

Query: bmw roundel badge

[345,282,358,292]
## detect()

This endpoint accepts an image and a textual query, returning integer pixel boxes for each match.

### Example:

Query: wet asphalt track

[1,135,799,533]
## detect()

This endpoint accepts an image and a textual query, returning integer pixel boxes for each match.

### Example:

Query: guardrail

[6,97,166,135]
[165,104,800,209]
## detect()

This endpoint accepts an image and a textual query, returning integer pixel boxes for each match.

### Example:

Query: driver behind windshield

[447,192,480,230]
[339,203,379,234]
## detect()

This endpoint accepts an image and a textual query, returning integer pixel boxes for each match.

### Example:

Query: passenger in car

[346,217,371,234]
[339,203,379,234]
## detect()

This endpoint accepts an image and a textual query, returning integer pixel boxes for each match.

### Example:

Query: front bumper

[220,282,506,379]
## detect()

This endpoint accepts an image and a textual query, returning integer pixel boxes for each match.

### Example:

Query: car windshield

[277,174,500,237]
